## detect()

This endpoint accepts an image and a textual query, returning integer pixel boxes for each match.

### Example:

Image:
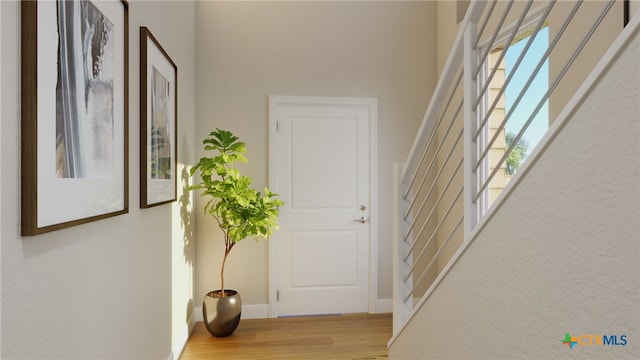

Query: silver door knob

[353,216,368,224]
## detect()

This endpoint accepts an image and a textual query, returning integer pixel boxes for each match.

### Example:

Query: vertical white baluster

[392,162,412,335]
[463,20,479,240]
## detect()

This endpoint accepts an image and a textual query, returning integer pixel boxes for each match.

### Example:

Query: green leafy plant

[189,129,283,297]
[505,131,529,175]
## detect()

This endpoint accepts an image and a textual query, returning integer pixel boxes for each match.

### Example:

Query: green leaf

[188,128,284,287]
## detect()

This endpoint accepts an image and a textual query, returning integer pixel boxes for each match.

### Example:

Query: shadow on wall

[180,165,195,321]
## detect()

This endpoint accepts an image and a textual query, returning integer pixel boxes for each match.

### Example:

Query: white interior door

[269,96,377,317]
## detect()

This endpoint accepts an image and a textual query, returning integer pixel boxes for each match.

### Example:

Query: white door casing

[268,96,378,317]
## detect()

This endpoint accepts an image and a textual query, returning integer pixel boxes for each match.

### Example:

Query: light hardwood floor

[179,313,392,359]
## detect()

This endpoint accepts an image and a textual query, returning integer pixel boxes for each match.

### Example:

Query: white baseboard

[375,298,392,313]
[194,300,391,322]
[171,311,196,360]
[194,304,270,321]
[241,304,270,319]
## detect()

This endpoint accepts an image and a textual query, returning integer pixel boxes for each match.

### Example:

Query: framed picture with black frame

[21,0,129,236]
[140,27,178,208]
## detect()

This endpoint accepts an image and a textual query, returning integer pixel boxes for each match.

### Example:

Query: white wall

[194,1,437,308]
[0,1,196,358]
[436,1,461,75]
[138,2,198,357]
[632,0,640,23]
[389,18,640,359]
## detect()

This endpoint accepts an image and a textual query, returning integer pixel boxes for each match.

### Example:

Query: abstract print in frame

[140,27,177,208]
[21,0,129,236]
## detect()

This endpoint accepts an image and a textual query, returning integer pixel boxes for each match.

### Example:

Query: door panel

[291,117,357,209]
[291,230,357,287]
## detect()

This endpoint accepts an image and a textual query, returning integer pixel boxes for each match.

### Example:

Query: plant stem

[220,235,234,297]
[220,252,227,297]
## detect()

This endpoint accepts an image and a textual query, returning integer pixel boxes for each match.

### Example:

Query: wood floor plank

[179,313,391,359]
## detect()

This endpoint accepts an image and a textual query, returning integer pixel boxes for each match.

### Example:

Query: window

[481,25,549,209]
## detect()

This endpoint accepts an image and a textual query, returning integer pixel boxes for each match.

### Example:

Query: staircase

[389,1,640,358]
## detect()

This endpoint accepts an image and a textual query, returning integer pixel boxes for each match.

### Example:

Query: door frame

[268,95,378,318]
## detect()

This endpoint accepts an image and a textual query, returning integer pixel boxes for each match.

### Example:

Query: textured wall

[389,16,640,360]
[0,1,196,358]
[194,1,437,307]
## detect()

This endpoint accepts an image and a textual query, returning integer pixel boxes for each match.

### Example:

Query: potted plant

[189,128,283,337]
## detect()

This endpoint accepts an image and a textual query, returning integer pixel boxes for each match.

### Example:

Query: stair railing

[393,0,619,336]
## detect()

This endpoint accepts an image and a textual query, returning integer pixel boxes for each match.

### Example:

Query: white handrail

[400,0,487,184]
